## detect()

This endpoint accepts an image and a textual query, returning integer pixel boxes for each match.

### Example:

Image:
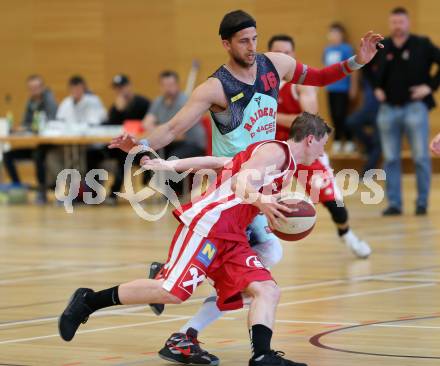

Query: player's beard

[232,52,256,68]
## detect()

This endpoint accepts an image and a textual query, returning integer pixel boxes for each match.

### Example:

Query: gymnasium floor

[1,176,439,366]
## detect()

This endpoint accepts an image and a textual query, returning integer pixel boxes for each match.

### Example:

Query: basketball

[271,192,317,241]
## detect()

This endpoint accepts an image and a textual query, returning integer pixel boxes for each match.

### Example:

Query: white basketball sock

[180,294,223,334]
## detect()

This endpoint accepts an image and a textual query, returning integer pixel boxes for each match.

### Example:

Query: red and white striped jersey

[173,140,296,242]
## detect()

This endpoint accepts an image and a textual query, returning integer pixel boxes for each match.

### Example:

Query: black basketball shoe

[158,327,219,365]
[58,288,94,341]
[148,262,165,315]
[249,351,307,366]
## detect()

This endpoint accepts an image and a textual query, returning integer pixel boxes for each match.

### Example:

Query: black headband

[219,20,256,40]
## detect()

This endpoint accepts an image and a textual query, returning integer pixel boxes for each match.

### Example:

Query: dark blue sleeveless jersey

[209,53,280,157]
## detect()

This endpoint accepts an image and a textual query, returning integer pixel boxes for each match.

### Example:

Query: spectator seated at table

[142,70,206,194]
[3,74,58,204]
[57,75,108,204]
[56,75,107,126]
[107,74,150,125]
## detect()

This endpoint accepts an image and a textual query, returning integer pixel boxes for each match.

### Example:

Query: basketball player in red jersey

[59,113,331,366]
[269,34,371,259]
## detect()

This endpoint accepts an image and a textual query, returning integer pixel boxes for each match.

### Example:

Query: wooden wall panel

[174,0,256,84]
[32,0,106,103]
[0,1,34,123]
[103,0,176,101]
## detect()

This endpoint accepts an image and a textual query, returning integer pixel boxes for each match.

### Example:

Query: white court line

[275,283,434,309]
[0,263,64,275]
[0,260,128,275]
[0,311,182,329]
[348,269,440,282]
[373,276,440,283]
[275,319,440,330]
[0,277,392,329]
[375,324,440,330]
[0,282,434,345]
[119,313,236,320]
[0,263,147,285]
[0,267,435,329]
[0,316,192,345]
[227,283,434,314]
[0,281,353,329]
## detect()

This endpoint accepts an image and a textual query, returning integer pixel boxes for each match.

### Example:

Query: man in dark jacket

[107,74,150,124]
[374,7,440,216]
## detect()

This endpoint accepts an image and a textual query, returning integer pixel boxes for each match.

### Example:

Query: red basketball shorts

[159,224,274,311]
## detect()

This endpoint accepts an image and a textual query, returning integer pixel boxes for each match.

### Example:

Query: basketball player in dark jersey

[107,10,383,365]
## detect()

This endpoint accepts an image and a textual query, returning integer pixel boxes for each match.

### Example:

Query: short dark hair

[159,70,179,81]
[27,74,44,83]
[112,74,130,88]
[289,112,332,142]
[268,34,295,51]
[391,7,408,16]
[68,75,86,86]
[330,22,347,35]
[219,10,256,40]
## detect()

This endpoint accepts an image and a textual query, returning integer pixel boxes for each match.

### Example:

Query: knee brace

[324,200,348,224]
[252,238,283,268]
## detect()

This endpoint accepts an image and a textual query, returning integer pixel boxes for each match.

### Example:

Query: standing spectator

[108,74,150,124]
[323,23,356,154]
[375,7,440,216]
[57,75,106,125]
[3,75,58,204]
[347,59,381,176]
[143,70,206,193]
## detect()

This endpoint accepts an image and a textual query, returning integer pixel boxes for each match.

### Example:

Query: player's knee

[260,281,281,304]
[247,281,280,304]
[324,200,348,224]
[252,238,283,268]
[163,291,183,304]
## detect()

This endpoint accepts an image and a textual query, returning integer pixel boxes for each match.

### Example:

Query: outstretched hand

[140,156,175,171]
[355,31,384,65]
[430,133,440,155]
[108,133,138,153]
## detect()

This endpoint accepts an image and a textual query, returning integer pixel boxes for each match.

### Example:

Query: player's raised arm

[109,79,219,153]
[298,86,319,113]
[267,31,384,85]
